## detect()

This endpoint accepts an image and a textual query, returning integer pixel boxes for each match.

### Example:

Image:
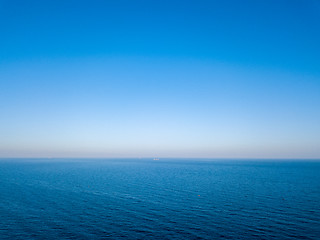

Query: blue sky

[0,0,319,158]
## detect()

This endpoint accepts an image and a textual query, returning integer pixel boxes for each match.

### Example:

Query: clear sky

[0,0,320,158]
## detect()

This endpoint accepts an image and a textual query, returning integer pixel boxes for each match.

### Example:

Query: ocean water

[0,159,319,240]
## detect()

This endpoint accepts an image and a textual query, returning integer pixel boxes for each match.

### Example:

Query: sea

[0,158,319,240]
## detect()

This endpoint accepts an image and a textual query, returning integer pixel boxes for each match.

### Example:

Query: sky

[0,0,320,158]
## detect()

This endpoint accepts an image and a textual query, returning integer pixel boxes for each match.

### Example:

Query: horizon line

[1,157,320,161]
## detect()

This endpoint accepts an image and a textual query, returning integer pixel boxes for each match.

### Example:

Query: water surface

[0,159,319,239]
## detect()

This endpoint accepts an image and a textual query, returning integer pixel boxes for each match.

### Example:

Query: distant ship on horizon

[153,158,159,161]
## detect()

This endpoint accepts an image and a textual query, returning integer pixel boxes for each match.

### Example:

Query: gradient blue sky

[0,0,320,158]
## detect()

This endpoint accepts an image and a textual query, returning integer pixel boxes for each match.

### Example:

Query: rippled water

[0,159,319,239]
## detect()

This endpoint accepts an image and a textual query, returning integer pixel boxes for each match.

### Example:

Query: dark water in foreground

[0,159,319,239]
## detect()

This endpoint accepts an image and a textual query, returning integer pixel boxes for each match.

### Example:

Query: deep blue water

[0,159,319,239]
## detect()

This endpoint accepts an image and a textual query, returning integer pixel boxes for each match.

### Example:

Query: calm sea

[0,159,319,239]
